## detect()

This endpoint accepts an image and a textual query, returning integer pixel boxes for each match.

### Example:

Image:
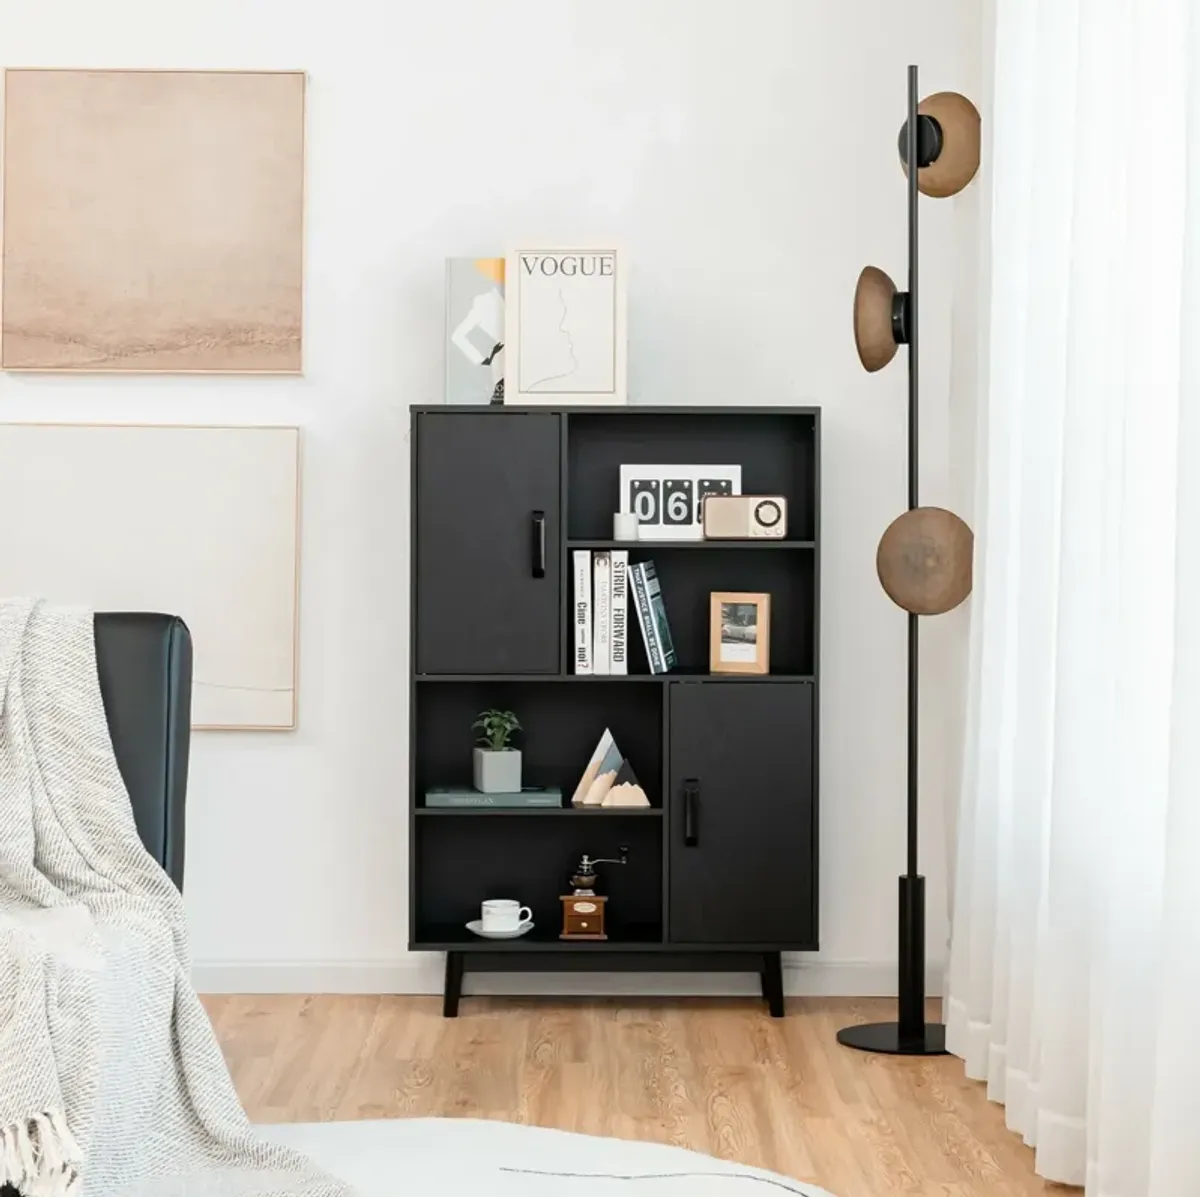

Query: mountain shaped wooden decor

[570,729,650,807]
[571,728,622,806]
[601,758,650,808]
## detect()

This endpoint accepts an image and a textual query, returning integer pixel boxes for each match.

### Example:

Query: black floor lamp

[838,65,981,1056]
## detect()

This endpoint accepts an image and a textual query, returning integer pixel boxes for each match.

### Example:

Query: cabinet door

[415,413,560,674]
[668,682,815,946]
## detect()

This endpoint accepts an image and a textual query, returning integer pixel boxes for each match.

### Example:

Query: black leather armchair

[94,613,192,891]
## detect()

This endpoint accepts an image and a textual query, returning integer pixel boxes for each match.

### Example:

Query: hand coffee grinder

[560,846,628,941]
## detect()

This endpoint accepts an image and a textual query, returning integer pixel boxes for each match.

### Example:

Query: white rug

[260,1117,836,1196]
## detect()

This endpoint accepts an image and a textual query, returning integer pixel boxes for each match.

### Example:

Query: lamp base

[836,1021,947,1056]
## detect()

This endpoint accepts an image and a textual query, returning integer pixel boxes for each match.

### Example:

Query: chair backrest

[94,614,192,891]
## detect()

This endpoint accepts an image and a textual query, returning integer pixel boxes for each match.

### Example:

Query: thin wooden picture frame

[709,591,771,675]
[504,245,628,406]
[1,68,307,375]
[0,422,302,730]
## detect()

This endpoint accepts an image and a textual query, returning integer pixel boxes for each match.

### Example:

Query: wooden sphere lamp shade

[900,91,982,198]
[852,90,980,375]
[877,507,974,616]
[853,266,902,373]
[838,69,980,1059]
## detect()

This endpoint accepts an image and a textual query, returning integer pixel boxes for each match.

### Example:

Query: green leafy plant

[473,709,522,751]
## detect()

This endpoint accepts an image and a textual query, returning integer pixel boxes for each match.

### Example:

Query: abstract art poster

[503,246,628,405]
[1,69,305,373]
[445,258,505,404]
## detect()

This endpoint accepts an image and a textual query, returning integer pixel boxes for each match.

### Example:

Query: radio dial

[755,500,782,528]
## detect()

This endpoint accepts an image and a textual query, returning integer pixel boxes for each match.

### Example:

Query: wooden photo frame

[504,246,627,405]
[709,591,771,675]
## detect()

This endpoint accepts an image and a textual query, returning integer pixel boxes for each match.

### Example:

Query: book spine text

[593,552,612,675]
[643,562,677,671]
[573,550,592,674]
[630,562,663,673]
[610,550,628,674]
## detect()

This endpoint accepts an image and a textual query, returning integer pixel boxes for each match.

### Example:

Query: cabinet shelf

[415,671,815,683]
[415,672,664,683]
[411,406,819,1016]
[412,922,665,951]
[416,806,663,817]
[567,539,815,550]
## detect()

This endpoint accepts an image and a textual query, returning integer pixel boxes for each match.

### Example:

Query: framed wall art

[0,423,301,729]
[504,246,627,405]
[445,257,505,404]
[1,69,306,373]
[709,591,771,675]
[619,464,741,541]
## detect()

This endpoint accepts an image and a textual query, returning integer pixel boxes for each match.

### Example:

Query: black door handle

[683,779,699,846]
[531,511,546,578]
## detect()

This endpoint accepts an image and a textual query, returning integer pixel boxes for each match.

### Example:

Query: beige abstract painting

[2,70,305,372]
[0,424,301,729]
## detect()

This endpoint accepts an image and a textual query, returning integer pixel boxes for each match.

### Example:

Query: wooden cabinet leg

[761,951,785,1018]
[443,951,464,1018]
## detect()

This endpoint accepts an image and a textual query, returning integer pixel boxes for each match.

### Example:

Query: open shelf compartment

[566,410,818,542]
[412,815,663,948]
[623,545,815,675]
[414,680,663,809]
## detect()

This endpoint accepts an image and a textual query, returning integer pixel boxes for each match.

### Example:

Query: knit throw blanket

[0,600,349,1197]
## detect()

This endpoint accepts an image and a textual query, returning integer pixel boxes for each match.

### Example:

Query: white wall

[0,0,983,995]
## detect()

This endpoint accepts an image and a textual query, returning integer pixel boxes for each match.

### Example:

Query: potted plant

[472,708,523,794]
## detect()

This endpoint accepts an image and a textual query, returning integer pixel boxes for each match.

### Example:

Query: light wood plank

[200,995,1068,1197]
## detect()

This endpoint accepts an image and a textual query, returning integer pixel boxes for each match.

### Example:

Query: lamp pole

[837,64,947,1056]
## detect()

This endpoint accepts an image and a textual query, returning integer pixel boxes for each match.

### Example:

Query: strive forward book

[610,550,628,674]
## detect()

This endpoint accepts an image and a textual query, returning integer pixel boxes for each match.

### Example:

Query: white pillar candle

[613,512,640,541]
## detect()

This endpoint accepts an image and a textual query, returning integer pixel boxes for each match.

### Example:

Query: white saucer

[466,919,534,940]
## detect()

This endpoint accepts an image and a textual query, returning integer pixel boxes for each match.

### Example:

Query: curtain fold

[947,2,1200,1194]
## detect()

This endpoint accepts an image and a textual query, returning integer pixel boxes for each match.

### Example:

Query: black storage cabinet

[409,406,820,1016]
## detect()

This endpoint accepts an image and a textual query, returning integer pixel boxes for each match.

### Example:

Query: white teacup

[481,898,532,933]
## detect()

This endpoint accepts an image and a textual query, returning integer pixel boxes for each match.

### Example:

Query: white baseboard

[194,957,944,999]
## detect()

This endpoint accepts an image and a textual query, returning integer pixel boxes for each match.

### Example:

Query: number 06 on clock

[618,464,742,542]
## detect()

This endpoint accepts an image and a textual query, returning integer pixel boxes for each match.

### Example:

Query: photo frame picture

[619,464,742,541]
[709,591,771,675]
[504,246,627,405]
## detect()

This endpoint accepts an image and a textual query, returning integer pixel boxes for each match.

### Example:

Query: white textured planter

[473,748,521,794]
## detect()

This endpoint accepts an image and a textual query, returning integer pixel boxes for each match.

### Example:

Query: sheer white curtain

[946,1,1200,1195]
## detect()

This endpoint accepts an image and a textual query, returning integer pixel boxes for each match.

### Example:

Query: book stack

[574,552,676,675]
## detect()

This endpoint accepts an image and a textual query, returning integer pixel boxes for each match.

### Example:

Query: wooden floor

[202,995,1064,1197]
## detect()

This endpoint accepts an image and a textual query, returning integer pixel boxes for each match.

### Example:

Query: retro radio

[702,495,788,539]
